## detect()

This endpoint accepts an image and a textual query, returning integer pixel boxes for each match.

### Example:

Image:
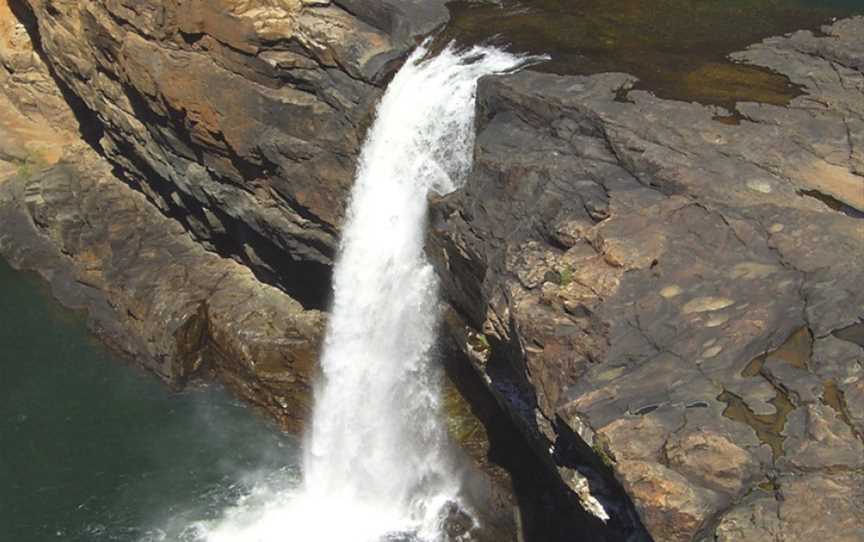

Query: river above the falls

[0,259,302,542]
[441,0,862,108]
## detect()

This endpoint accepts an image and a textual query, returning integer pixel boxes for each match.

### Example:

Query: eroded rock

[0,146,326,430]
[431,16,864,541]
[16,0,450,292]
[716,472,864,542]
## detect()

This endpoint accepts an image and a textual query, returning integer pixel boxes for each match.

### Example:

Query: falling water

[199,43,534,542]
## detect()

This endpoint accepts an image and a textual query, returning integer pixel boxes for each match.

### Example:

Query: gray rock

[431,16,864,541]
[716,472,864,542]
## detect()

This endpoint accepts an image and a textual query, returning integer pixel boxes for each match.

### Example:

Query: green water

[0,259,301,541]
[442,0,863,107]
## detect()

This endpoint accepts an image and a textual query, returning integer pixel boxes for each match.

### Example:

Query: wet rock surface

[430,16,864,542]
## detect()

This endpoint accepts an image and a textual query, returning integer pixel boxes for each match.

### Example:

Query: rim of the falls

[193,43,541,542]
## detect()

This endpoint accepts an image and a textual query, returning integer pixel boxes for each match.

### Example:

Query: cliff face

[0,0,453,430]
[2,0,863,540]
[0,0,76,169]
[0,0,334,432]
[1,0,521,524]
[18,0,448,306]
[431,17,864,542]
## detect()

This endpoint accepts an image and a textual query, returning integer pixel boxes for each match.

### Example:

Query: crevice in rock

[833,321,864,348]
[440,335,652,542]
[117,83,335,310]
[797,188,864,218]
[552,418,654,541]
[179,31,205,46]
[111,133,333,312]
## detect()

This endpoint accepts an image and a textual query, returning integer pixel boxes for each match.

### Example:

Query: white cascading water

[199,43,534,542]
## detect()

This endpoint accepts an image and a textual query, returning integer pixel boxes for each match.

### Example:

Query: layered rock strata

[15,0,449,307]
[1,0,335,431]
[430,16,864,542]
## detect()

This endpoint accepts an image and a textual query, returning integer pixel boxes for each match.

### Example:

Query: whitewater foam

[197,42,535,542]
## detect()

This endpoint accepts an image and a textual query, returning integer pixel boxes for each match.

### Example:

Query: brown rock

[17,0,449,289]
[716,472,864,542]
[0,147,325,431]
[431,16,864,541]
[615,460,723,542]
[596,412,680,463]
[664,429,760,496]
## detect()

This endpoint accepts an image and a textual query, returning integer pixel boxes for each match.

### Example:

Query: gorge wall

[1,1,862,541]
[12,0,450,303]
[0,0,334,431]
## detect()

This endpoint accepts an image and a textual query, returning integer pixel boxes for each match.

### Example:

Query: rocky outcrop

[0,145,328,430]
[0,1,67,119]
[0,0,76,168]
[431,17,864,542]
[2,0,330,431]
[14,0,449,306]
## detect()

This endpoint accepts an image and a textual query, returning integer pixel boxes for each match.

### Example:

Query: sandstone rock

[0,146,325,431]
[0,0,74,128]
[596,410,681,463]
[615,461,724,542]
[0,0,77,165]
[716,472,864,542]
[431,16,864,541]
[714,491,782,542]
[17,0,450,295]
[6,5,332,429]
[664,429,761,496]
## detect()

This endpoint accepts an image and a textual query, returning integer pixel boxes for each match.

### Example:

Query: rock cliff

[0,0,526,534]
[0,0,456,428]
[1,0,330,430]
[15,0,448,306]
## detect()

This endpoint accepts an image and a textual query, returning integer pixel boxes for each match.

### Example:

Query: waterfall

[199,43,534,542]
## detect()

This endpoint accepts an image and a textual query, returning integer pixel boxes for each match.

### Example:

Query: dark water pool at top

[442,0,863,107]
[0,259,301,541]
